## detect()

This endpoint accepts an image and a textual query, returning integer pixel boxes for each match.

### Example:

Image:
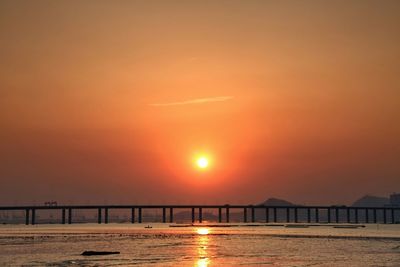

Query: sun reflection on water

[195,228,211,266]
[197,228,210,235]
[196,257,209,267]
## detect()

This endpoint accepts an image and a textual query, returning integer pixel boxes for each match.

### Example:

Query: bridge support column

[62,209,66,224]
[68,208,72,224]
[391,209,395,224]
[294,208,298,223]
[286,208,290,223]
[365,209,369,223]
[105,208,109,224]
[199,208,202,223]
[251,207,255,223]
[31,209,36,225]
[191,208,195,223]
[273,208,277,223]
[307,208,311,223]
[138,208,142,223]
[25,209,30,225]
[373,208,377,223]
[131,208,135,223]
[163,208,166,223]
[383,209,387,224]
[98,208,102,224]
[335,208,339,223]
[265,208,269,223]
[218,208,222,223]
[243,208,247,223]
[315,208,319,223]
[347,208,350,223]
[355,208,359,223]
[328,208,331,223]
[169,208,173,223]
[226,207,230,223]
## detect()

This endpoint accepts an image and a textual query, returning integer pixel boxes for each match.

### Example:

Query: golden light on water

[195,229,210,267]
[196,228,210,235]
[196,258,209,267]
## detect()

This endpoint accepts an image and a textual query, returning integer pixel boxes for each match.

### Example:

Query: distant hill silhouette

[351,195,390,207]
[259,197,296,206]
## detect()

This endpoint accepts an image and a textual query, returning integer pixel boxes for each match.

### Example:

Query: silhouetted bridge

[0,205,399,225]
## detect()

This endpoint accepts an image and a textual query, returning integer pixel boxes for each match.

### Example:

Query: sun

[196,156,209,169]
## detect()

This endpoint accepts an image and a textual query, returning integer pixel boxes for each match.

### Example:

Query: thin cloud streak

[150,96,234,107]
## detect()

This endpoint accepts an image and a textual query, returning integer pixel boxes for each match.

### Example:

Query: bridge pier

[163,208,166,223]
[192,208,195,223]
[327,208,331,223]
[226,207,230,223]
[68,208,72,224]
[62,209,66,224]
[265,207,269,223]
[273,208,277,223]
[25,209,30,225]
[315,208,319,223]
[199,208,202,223]
[347,208,350,223]
[105,208,109,224]
[98,208,102,224]
[286,208,290,223]
[218,208,222,223]
[243,208,247,223]
[391,209,395,224]
[373,208,377,223]
[31,209,35,225]
[251,207,255,223]
[169,208,173,223]
[307,208,311,223]
[335,208,339,223]
[383,208,387,224]
[355,208,359,223]
[131,208,135,223]
[138,208,142,223]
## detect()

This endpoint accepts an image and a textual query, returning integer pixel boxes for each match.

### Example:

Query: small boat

[81,251,120,256]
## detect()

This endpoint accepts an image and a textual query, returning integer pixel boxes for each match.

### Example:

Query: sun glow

[196,156,209,169]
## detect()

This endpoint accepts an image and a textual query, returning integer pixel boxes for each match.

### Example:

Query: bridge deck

[0,205,398,225]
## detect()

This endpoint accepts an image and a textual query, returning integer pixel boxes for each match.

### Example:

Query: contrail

[150,96,234,107]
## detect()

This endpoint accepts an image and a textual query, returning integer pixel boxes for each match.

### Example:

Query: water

[1,223,400,266]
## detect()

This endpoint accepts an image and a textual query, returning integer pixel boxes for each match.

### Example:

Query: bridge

[0,205,399,225]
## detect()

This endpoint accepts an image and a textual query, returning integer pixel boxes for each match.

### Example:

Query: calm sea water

[0,223,400,266]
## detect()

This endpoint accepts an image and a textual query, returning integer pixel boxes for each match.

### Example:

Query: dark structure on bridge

[0,205,399,225]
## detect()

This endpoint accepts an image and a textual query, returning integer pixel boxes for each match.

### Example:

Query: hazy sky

[1,0,399,205]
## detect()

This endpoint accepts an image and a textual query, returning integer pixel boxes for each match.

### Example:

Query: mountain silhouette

[259,197,296,206]
[351,195,389,207]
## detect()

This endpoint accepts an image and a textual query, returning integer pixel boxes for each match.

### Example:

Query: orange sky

[1,0,399,205]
